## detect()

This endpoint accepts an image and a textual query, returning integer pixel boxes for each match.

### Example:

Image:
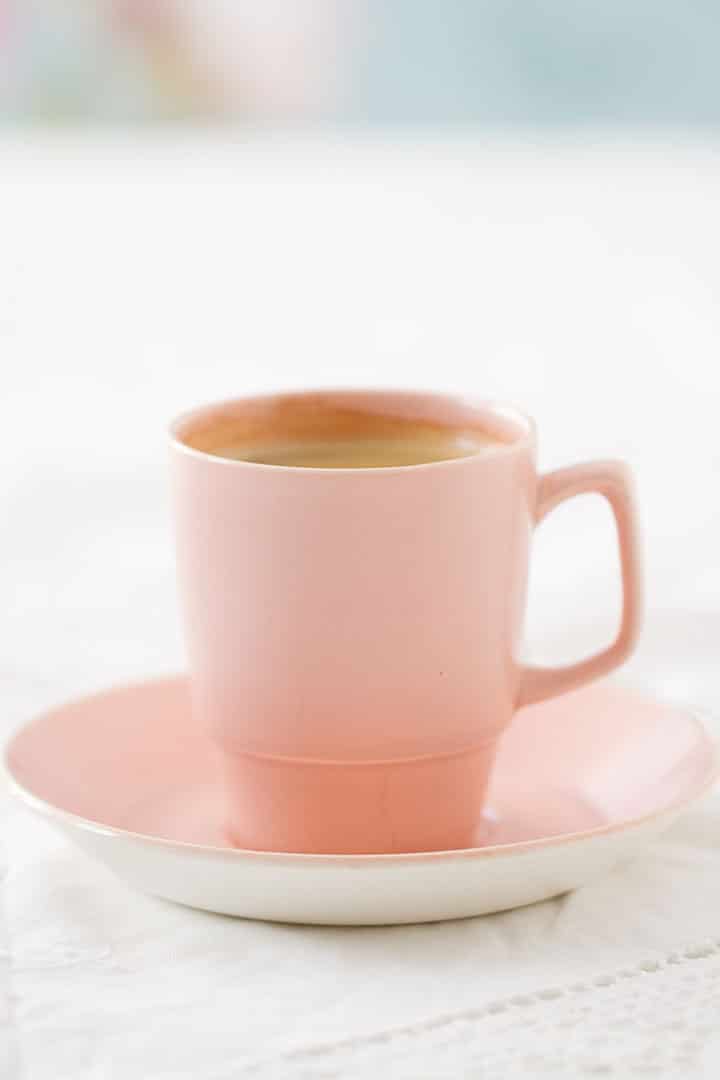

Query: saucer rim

[5,675,719,866]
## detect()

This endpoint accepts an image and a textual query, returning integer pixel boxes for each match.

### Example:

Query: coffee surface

[208,429,500,467]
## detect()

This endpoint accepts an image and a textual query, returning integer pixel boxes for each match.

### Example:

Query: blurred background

[3,1,720,126]
[2,2,720,728]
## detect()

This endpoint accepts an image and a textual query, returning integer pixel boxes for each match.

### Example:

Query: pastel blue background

[348,1,720,125]
[3,0,720,125]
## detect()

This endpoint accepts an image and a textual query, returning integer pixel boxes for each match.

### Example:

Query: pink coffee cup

[170,389,642,854]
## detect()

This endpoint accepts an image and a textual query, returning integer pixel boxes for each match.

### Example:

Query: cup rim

[168,388,537,473]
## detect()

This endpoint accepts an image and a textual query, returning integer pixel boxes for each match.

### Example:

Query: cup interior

[172,389,531,467]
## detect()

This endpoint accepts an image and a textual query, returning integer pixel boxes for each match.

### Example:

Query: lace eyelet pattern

[242,938,720,1078]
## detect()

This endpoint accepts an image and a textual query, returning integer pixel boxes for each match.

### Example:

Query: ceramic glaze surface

[6,679,716,924]
[170,390,642,852]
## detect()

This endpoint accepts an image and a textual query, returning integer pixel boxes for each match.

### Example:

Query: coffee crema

[211,430,498,468]
[185,398,506,468]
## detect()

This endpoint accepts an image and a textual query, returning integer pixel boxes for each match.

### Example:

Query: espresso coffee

[185,396,506,468]
[211,429,499,468]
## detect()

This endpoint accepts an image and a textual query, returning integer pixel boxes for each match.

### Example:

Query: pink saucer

[5,679,718,924]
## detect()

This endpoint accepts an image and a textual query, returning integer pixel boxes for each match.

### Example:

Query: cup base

[222,742,499,854]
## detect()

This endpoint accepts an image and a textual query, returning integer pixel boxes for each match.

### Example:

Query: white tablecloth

[2,135,720,1077]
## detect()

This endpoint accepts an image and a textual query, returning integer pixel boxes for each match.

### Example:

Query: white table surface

[2,134,720,1077]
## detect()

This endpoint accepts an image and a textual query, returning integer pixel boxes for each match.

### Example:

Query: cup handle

[518,461,643,708]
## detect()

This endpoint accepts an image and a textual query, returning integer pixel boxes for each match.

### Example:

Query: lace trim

[241,937,720,1078]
